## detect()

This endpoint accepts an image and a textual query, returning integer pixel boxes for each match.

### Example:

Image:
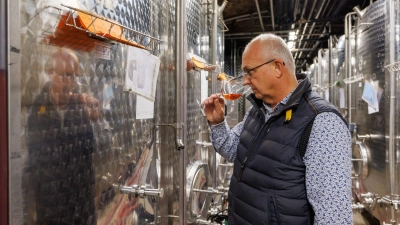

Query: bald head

[241,33,299,108]
[246,33,295,75]
[45,48,80,108]
[45,48,79,75]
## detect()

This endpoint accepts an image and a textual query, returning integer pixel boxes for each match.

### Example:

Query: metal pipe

[233,39,237,76]
[293,0,299,22]
[299,0,342,64]
[344,12,355,125]
[176,0,187,224]
[292,48,321,52]
[389,1,397,219]
[0,0,8,223]
[318,50,323,88]
[219,0,228,14]
[255,0,265,31]
[218,0,229,31]
[300,0,308,20]
[296,0,338,62]
[231,39,234,75]
[211,0,218,94]
[8,0,22,224]
[302,0,331,62]
[353,5,364,18]
[269,0,275,30]
[313,57,318,86]
[211,0,219,192]
[225,31,329,37]
[228,37,328,41]
[224,10,269,23]
[303,0,330,51]
[293,0,308,56]
[295,0,317,59]
[298,0,320,40]
[226,16,270,24]
[328,35,332,102]
[226,15,271,26]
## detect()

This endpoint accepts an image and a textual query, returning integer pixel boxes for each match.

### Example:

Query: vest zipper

[238,156,247,181]
[270,103,298,118]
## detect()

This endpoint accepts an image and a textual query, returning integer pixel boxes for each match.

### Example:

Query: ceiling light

[287,41,294,49]
[289,31,297,41]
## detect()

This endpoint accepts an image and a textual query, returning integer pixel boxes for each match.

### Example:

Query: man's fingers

[214,97,224,113]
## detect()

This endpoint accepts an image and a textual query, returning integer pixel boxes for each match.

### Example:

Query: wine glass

[198,75,250,115]
[220,76,250,100]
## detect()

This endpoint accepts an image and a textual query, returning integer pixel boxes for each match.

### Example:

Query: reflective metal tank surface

[7,0,228,224]
[309,0,400,223]
[351,0,387,214]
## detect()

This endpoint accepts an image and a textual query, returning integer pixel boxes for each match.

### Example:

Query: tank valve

[379,195,400,210]
[361,192,378,210]
[155,123,185,151]
[352,202,365,213]
[120,184,164,200]
[357,134,384,141]
[357,134,371,140]
[196,219,211,224]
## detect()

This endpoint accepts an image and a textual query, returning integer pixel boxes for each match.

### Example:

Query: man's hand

[79,93,100,121]
[202,93,225,125]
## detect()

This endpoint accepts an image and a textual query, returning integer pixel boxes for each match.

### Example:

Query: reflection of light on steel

[351,142,370,181]
[385,61,400,72]
[343,74,364,84]
[101,145,152,225]
[120,185,164,198]
[186,161,212,222]
[353,6,365,18]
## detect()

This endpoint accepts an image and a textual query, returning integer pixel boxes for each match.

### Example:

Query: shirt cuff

[209,119,230,141]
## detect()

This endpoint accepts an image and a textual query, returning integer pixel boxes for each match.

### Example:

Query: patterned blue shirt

[210,92,353,225]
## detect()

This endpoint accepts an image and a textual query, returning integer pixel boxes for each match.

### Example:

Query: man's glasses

[242,58,281,79]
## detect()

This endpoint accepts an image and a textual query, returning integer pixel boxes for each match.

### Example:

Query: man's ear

[274,61,284,78]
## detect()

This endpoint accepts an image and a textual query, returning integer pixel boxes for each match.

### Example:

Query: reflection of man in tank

[26,48,98,225]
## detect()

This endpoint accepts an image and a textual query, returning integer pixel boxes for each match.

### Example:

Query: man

[27,48,99,225]
[203,33,352,224]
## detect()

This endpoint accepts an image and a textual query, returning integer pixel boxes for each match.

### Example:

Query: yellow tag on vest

[285,109,292,122]
[39,106,46,115]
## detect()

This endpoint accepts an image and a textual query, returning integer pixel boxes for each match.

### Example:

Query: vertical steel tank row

[154,1,180,224]
[305,0,400,223]
[9,0,170,224]
[341,0,400,223]
[7,0,226,224]
[334,35,347,117]
[349,0,390,222]
[321,36,347,117]
[185,0,230,224]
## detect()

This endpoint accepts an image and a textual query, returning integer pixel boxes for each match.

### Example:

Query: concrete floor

[353,211,381,225]
[354,213,371,225]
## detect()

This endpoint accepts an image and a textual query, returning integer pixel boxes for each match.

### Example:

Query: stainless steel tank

[349,0,391,222]
[7,0,229,224]
[314,0,400,223]
[304,0,400,223]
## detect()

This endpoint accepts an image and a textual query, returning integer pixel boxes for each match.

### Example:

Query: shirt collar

[263,91,294,114]
[262,78,306,114]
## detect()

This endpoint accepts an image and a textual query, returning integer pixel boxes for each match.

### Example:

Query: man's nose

[243,76,251,85]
